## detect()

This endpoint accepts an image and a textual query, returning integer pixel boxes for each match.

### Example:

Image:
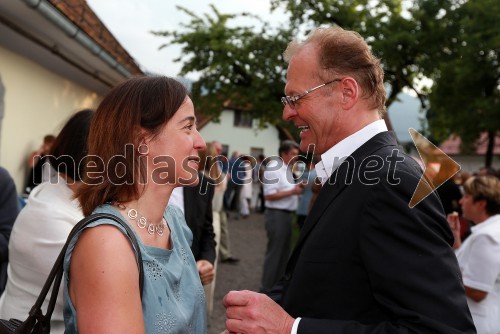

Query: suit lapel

[290,157,354,259]
[287,131,399,270]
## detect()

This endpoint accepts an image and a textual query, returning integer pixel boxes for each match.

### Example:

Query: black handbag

[0,213,144,334]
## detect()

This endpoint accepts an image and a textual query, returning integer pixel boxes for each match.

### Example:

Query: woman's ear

[340,77,358,110]
[135,127,152,150]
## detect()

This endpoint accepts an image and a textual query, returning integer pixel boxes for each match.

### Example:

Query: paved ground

[207,212,267,334]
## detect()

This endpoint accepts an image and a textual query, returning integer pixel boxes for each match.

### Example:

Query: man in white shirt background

[260,140,304,293]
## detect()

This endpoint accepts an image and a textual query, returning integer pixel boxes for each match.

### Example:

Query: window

[233,110,253,128]
[250,147,264,158]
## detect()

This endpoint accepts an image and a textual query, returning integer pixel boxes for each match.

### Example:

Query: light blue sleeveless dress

[62,204,207,333]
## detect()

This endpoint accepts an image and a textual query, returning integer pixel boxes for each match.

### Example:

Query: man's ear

[340,77,358,110]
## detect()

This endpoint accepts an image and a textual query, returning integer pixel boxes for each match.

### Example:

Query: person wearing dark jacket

[0,166,19,294]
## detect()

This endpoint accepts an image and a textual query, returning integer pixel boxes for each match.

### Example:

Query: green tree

[426,0,499,166]
[153,5,294,127]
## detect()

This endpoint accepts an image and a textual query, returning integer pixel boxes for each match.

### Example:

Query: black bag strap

[28,213,144,320]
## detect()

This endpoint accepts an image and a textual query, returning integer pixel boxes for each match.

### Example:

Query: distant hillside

[387,92,426,144]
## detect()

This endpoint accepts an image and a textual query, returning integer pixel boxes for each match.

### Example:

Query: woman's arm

[69,225,145,334]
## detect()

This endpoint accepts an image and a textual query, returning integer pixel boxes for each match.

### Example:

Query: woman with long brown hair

[63,76,207,333]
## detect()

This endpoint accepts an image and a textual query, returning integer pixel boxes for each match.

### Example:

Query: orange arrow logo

[409,128,461,208]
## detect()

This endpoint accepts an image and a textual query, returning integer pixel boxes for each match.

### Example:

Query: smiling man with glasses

[223,26,475,334]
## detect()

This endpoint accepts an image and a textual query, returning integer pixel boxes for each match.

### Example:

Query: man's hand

[223,290,295,334]
[293,182,306,195]
[196,260,215,285]
[446,212,461,249]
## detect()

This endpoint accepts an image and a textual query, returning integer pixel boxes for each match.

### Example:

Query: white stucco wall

[199,110,281,158]
[0,46,100,193]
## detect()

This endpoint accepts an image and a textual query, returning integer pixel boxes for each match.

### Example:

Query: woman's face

[459,193,483,224]
[146,97,206,187]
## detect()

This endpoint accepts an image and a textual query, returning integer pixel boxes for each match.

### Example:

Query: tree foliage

[426,0,499,165]
[152,5,294,126]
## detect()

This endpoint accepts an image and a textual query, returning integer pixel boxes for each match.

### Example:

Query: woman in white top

[0,109,93,333]
[448,175,500,334]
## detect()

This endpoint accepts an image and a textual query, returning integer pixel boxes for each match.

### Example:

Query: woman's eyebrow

[177,116,196,125]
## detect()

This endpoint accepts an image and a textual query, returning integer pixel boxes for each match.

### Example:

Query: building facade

[0,0,143,192]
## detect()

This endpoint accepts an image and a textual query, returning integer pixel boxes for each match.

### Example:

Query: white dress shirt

[315,119,388,185]
[263,159,298,211]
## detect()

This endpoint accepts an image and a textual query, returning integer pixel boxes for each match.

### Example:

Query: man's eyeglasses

[281,79,341,109]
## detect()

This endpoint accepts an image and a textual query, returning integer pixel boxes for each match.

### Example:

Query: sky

[86,0,287,80]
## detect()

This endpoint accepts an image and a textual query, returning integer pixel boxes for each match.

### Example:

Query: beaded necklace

[114,202,167,236]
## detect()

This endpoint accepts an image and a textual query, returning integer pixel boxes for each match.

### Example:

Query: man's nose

[282,104,297,121]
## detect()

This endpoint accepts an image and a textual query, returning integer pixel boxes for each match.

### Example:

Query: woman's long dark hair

[48,109,94,182]
[75,76,188,216]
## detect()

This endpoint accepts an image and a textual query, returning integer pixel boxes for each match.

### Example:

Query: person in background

[66,76,207,333]
[24,134,55,195]
[225,151,245,215]
[211,141,228,174]
[456,170,472,193]
[448,175,500,334]
[239,155,253,218]
[215,143,239,265]
[478,166,496,177]
[254,154,267,213]
[224,26,474,334]
[0,166,20,295]
[453,170,475,242]
[0,109,93,333]
[198,142,227,315]
[296,157,318,229]
[260,140,304,293]
[437,178,463,213]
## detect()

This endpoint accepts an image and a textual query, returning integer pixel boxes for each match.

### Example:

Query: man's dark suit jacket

[274,132,475,334]
[183,173,216,264]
